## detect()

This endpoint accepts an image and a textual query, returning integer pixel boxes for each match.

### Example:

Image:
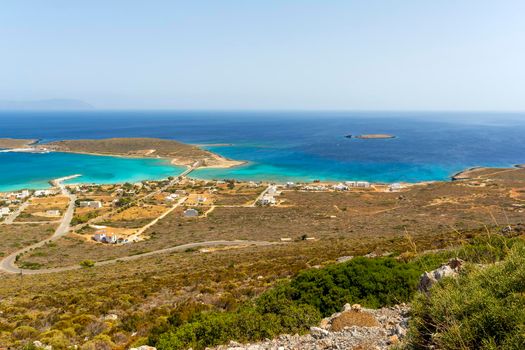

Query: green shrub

[12,325,38,340]
[154,256,422,349]
[286,257,421,314]
[80,260,95,268]
[407,243,525,349]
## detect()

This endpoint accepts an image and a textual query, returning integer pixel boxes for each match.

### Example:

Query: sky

[2,1,525,110]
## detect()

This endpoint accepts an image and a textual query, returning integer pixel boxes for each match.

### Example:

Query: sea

[1,110,525,191]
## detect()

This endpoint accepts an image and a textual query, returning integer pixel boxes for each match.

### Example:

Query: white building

[345,181,357,187]
[389,183,403,192]
[286,182,296,188]
[267,185,278,195]
[333,183,348,191]
[165,193,179,201]
[0,207,10,216]
[16,190,30,199]
[356,181,370,188]
[78,200,103,209]
[259,194,276,206]
[46,209,61,216]
[34,190,52,197]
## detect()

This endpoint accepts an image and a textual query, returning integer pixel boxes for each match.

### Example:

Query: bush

[80,260,95,268]
[286,257,421,315]
[12,325,38,340]
[154,256,422,349]
[407,243,525,349]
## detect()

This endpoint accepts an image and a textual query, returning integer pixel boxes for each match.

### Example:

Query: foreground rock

[211,303,410,350]
[418,257,463,293]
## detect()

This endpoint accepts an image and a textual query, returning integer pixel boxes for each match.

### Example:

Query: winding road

[0,174,276,275]
[0,176,78,274]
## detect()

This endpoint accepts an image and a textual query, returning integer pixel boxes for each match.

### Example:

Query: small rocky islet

[345,134,396,139]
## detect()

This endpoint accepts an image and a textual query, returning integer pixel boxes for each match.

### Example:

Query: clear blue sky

[2,1,525,110]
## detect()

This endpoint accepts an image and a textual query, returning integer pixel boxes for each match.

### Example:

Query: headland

[41,137,246,168]
[0,138,39,149]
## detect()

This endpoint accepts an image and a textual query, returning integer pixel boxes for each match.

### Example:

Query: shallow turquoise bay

[0,152,184,192]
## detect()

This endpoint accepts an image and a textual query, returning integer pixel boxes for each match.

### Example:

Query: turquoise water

[0,151,184,192]
[1,111,525,187]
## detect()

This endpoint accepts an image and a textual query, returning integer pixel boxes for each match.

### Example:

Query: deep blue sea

[1,111,525,190]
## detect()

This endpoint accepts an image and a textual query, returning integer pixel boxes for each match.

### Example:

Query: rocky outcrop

[212,303,410,350]
[418,258,463,293]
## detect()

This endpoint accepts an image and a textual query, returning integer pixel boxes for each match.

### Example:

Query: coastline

[452,164,525,180]
[2,138,525,192]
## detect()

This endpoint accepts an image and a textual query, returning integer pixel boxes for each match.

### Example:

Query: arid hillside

[46,138,243,167]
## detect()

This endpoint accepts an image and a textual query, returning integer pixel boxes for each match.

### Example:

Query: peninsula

[0,138,38,149]
[41,137,245,168]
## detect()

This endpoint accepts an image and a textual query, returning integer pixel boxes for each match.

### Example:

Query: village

[1,176,410,250]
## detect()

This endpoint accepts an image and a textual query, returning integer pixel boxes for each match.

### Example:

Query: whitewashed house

[16,190,30,199]
[34,190,52,197]
[333,183,348,191]
[389,183,403,192]
[165,193,179,201]
[259,194,276,206]
[356,181,371,188]
[78,200,103,209]
[0,207,10,216]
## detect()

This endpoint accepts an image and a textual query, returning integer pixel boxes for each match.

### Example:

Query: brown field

[0,233,464,349]
[100,205,169,229]
[3,168,525,348]
[15,168,525,269]
[0,138,37,148]
[214,186,265,206]
[15,196,69,222]
[46,137,240,167]
[0,224,56,257]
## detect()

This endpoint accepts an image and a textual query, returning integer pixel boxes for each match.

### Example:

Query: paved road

[129,196,187,240]
[0,240,274,275]
[251,185,272,207]
[0,170,277,275]
[0,177,77,274]
[73,166,195,231]
[2,197,31,224]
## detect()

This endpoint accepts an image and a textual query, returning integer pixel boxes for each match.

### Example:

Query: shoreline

[1,163,523,194]
[2,138,524,192]
[451,164,525,180]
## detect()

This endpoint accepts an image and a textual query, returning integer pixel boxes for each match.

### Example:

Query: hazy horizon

[3,1,525,111]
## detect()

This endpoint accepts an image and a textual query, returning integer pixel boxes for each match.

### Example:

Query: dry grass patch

[109,204,167,221]
[0,224,56,256]
[330,310,379,331]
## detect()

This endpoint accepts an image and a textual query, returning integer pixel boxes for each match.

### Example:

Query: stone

[395,325,407,337]
[351,303,362,311]
[319,317,331,329]
[336,256,353,263]
[419,258,463,292]
[104,313,118,321]
[388,335,399,344]
[129,346,156,350]
[310,326,329,339]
